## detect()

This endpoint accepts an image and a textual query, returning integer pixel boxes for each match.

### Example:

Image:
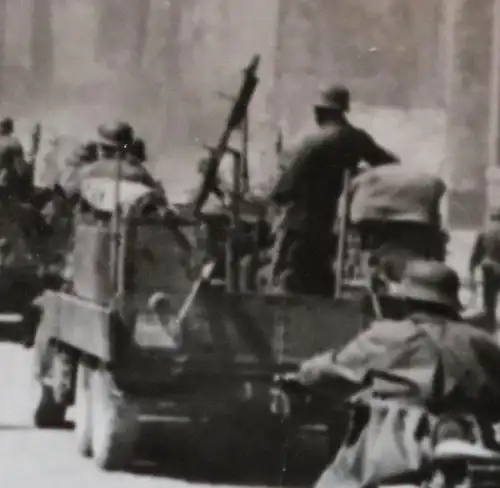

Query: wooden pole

[226,149,242,293]
[241,114,249,195]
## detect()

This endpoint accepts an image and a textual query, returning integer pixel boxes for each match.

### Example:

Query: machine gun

[29,123,42,165]
[192,55,260,217]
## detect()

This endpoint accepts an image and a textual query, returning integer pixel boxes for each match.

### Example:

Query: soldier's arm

[359,131,399,166]
[298,320,399,385]
[469,232,485,274]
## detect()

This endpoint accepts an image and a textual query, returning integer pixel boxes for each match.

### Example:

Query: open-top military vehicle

[30,56,368,472]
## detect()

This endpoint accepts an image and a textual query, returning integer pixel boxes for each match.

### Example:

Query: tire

[74,362,92,457]
[31,347,67,429]
[90,368,140,471]
[32,380,67,428]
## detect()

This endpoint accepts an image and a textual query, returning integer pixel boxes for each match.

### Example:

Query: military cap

[391,260,461,310]
[0,117,14,134]
[314,84,350,112]
[97,120,134,148]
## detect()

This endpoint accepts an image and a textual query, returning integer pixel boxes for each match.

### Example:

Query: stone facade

[0,0,497,224]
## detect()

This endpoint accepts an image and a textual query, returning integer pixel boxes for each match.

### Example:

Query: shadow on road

[0,324,26,346]
[0,424,37,431]
[0,421,74,431]
[129,421,330,486]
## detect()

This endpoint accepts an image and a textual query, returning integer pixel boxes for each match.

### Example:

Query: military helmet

[97,120,134,148]
[0,117,14,134]
[391,260,461,310]
[314,84,350,113]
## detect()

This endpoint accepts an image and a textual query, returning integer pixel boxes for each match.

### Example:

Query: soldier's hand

[358,162,370,172]
[297,352,335,386]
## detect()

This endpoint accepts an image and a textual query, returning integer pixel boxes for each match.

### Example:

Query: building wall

[0,0,495,216]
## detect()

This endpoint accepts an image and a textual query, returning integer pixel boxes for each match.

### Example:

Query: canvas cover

[349,166,446,225]
[80,177,154,214]
[71,222,114,303]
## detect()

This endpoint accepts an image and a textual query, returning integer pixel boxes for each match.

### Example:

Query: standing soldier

[0,117,26,201]
[468,207,500,334]
[269,85,399,296]
[77,120,158,190]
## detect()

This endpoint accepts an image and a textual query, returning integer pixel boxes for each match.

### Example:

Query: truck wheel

[90,368,140,471]
[74,362,92,457]
[31,349,67,428]
[32,380,67,428]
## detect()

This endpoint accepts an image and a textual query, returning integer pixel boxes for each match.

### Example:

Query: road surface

[0,341,326,488]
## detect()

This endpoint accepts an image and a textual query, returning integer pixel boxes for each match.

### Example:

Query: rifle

[28,123,42,165]
[192,55,260,217]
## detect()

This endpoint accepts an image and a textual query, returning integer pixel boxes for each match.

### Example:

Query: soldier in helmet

[268,85,399,296]
[468,207,500,333]
[0,117,26,201]
[296,260,500,488]
[78,120,158,188]
[96,120,134,158]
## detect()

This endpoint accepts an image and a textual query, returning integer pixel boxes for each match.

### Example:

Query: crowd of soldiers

[3,84,500,486]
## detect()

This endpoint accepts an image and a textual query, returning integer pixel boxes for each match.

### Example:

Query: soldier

[79,120,158,189]
[269,85,399,296]
[468,207,500,334]
[296,260,500,487]
[0,117,26,201]
[129,137,147,165]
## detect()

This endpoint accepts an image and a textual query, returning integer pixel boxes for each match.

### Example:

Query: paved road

[0,230,485,487]
[0,342,325,488]
[0,343,179,487]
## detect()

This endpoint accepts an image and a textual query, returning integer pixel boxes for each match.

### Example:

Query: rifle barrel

[193,55,260,215]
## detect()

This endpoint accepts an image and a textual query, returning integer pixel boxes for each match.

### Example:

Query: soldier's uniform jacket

[269,123,398,233]
[469,222,500,275]
[310,310,500,488]
[0,134,25,188]
[333,312,500,414]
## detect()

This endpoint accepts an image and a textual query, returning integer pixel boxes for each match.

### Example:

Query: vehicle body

[31,176,367,471]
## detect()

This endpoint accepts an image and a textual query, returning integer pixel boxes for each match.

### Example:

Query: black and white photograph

[1,1,500,487]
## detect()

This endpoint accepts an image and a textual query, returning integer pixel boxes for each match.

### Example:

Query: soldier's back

[0,134,23,166]
[481,222,500,265]
[0,134,24,188]
[273,124,370,229]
